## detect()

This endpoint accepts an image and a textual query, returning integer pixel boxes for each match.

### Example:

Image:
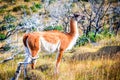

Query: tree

[76,0,112,37]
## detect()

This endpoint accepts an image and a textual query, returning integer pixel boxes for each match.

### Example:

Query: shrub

[49,0,56,4]
[13,6,22,12]
[3,0,16,3]
[34,3,42,9]
[24,0,30,2]
[75,35,89,46]
[8,24,16,30]
[53,26,63,31]
[0,24,16,31]
[18,22,24,26]
[4,14,17,23]
[3,44,11,51]
[20,5,30,15]
[30,3,42,12]
[102,31,114,38]
[44,26,54,31]
[30,6,37,12]
[0,8,5,13]
[88,32,96,42]
[20,5,28,10]
[25,9,31,15]
[1,4,8,9]
[0,5,7,13]
[101,24,115,38]
[75,32,104,46]
[0,33,6,40]
[44,25,63,31]
[95,34,104,42]
[102,29,114,38]
[32,27,37,31]
[13,5,29,12]
[0,25,7,31]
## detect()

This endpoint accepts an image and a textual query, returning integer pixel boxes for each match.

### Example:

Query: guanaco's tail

[23,34,29,47]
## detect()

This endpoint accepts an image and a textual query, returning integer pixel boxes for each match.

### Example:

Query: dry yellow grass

[0,36,120,80]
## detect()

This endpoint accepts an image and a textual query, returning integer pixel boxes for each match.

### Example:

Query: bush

[101,24,115,38]
[88,32,96,42]
[0,24,16,31]
[34,3,42,9]
[25,9,31,15]
[101,29,114,38]
[75,32,104,46]
[1,4,8,9]
[95,34,103,42]
[3,0,16,3]
[75,35,89,46]
[0,25,7,31]
[8,24,16,30]
[32,27,37,31]
[13,5,29,12]
[49,0,56,4]
[4,14,17,23]
[30,6,37,12]
[20,5,30,15]
[0,5,8,13]
[3,44,11,51]
[21,5,28,10]
[44,26,54,31]
[0,33,6,40]
[30,3,42,12]
[13,6,22,12]
[54,26,63,31]
[0,8,5,13]
[44,25,63,31]
[24,0,30,2]
[75,24,115,46]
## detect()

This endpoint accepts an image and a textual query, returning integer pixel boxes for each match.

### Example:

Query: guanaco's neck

[68,18,78,36]
[65,18,79,50]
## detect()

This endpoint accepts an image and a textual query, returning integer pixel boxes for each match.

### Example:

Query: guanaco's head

[71,12,85,22]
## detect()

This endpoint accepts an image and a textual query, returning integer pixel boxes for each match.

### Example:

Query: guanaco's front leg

[55,49,64,74]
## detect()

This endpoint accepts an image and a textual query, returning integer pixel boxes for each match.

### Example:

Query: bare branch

[101,2,111,20]
[77,1,90,20]
[11,62,23,80]
[90,0,104,22]
[0,50,21,63]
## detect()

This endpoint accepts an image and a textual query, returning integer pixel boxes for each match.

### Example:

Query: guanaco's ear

[73,13,80,18]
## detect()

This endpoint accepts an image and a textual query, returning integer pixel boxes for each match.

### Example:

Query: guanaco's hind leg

[27,36,40,69]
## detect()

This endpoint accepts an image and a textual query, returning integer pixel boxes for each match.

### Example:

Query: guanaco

[23,13,81,74]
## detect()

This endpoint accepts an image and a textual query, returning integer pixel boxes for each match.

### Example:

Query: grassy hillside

[0,0,41,19]
[0,34,120,80]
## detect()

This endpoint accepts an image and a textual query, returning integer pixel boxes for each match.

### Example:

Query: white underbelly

[40,37,60,54]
